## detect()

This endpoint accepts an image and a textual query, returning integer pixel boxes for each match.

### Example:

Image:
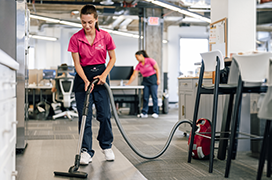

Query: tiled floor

[16,107,271,180]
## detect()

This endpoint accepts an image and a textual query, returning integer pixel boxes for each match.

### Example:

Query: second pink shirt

[135,58,157,77]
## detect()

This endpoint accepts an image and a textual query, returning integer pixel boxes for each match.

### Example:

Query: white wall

[31,26,62,69]
[211,0,228,21]
[211,0,256,55]
[167,26,209,103]
[228,0,256,54]
[110,34,138,67]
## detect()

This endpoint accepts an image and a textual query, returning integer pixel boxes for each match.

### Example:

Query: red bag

[188,118,212,159]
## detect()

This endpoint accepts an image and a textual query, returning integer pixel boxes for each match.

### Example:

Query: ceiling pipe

[108,16,125,29]
[257,25,272,31]
[119,18,133,31]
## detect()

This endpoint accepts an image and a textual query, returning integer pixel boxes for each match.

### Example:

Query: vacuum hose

[103,83,192,159]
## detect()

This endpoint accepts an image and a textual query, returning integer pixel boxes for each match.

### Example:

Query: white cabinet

[178,77,225,135]
[178,78,199,135]
[0,50,19,180]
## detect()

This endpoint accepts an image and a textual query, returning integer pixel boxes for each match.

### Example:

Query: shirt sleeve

[135,63,140,71]
[68,34,79,52]
[149,58,157,67]
[105,32,116,51]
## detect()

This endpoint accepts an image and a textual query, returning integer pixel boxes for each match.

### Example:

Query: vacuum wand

[54,79,99,179]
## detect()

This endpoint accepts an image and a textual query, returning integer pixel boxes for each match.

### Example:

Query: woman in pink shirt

[127,50,160,118]
[68,5,116,165]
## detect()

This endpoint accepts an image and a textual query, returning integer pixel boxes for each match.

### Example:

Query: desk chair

[188,50,237,173]
[52,77,78,120]
[225,52,272,178]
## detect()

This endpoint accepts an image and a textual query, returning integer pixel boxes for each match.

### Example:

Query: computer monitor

[68,66,76,76]
[57,65,76,76]
[43,69,56,79]
[110,66,134,80]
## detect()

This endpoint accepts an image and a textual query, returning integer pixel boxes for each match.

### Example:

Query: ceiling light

[188,9,210,13]
[71,10,80,14]
[144,0,211,23]
[59,21,82,28]
[100,0,114,5]
[29,35,58,41]
[30,14,60,23]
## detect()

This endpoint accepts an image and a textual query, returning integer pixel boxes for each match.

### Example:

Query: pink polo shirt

[68,28,116,66]
[135,58,157,77]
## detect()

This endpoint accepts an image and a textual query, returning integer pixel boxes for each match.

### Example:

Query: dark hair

[80,4,100,31]
[135,50,149,58]
[60,63,68,70]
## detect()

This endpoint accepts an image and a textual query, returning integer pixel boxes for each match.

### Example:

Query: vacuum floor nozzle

[54,171,88,178]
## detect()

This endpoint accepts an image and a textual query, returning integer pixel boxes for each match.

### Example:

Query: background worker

[126,50,160,118]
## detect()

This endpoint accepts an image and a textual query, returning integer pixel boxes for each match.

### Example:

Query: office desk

[110,85,144,115]
[26,85,144,115]
[26,85,52,110]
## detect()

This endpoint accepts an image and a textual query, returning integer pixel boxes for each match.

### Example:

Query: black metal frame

[224,59,268,178]
[188,56,236,173]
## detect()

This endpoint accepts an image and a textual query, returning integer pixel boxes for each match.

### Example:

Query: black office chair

[188,50,237,173]
[52,76,78,120]
[224,52,272,178]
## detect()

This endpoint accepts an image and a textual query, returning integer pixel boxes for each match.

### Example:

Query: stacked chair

[188,50,237,173]
[257,57,272,180]
[224,52,272,179]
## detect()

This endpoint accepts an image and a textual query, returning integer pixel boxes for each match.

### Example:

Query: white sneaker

[137,113,148,118]
[80,151,92,165]
[152,113,159,118]
[102,149,115,161]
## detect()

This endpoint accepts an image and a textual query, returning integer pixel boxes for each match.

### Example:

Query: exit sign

[148,17,160,26]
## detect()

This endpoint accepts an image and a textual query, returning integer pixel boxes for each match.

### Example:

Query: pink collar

[78,28,104,45]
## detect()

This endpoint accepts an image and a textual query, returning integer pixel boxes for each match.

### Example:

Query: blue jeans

[75,88,113,157]
[142,84,158,115]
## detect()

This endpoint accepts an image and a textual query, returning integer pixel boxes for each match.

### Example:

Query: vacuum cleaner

[54,79,99,178]
[54,79,192,178]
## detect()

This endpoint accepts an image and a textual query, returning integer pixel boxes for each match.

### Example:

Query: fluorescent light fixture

[152,1,180,11]
[30,14,60,23]
[188,9,210,13]
[30,14,82,27]
[110,30,136,37]
[59,20,82,28]
[71,10,80,14]
[29,14,168,43]
[144,0,211,23]
[29,35,58,41]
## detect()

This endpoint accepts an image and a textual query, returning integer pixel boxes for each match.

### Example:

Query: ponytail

[135,50,149,58]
